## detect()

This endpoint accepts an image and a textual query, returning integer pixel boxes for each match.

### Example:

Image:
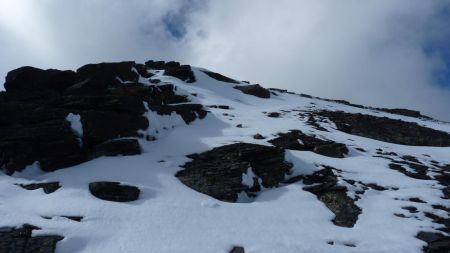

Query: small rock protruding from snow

[17,182,61,194]
[89,182,140,202]
[229,246,245,253]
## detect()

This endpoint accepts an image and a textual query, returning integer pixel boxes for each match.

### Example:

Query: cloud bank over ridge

[1,0,449,119]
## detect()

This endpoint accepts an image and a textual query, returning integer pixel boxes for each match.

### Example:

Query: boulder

[89,181,140,202]
[176,143,292,202]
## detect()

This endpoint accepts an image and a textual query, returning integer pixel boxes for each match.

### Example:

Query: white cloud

[1,0,449,120]
[182,0,450,120]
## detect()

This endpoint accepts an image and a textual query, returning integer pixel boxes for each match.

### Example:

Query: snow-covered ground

[1,67,450,253]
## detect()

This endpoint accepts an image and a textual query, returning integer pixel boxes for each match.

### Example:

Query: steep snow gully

[1,60,450,253]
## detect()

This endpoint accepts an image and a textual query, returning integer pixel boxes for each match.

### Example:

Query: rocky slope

[0,61,450,253]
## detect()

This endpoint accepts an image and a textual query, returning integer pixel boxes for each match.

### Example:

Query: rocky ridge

[0,60,449,253]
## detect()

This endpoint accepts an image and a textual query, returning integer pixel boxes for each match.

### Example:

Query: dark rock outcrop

[164,65,196,83]
[377,108,432,120]
[269,130,348,158]
[91,139,141,159]
[0,61,206,174]
[229,246,245,253]
[234,84,270,99]
[149,104,207,124]
[17,182,61,194]
[0,224,63,253]
[42,216,83,222]
[176,143,292,202]
[417,231,450,253]
[388,163,431,180]
[316,110,450,146]
[144,60,196,82]
[89,181,140,202]
[301,167,361,227]
[201,70,240,84]
[266,112,280,118]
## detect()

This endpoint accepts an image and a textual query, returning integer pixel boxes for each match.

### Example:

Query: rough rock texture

[176,143,292,202]
[377,108,432,120]
[17,182,61,194]
[144,60,195,82]
[0,61,206,174]
[89,181,140,202]
[301,167,361,227]
[234,84,270,99]
[417,231,450,253]
[0,224,63,253]
[269,130,348,158]
[201,70,240,84]
[91,139,141,159]
[164,64,196,83]
[317,110,450,146]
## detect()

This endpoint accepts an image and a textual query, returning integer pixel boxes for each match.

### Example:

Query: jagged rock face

[145,60,196,82]
[0,61,206,174]
[301,167,361,227]
[0,224,63,253]
[269,130,348,158]
[317,110,450,146]
[176,143,292,202]
[2,60,450,252]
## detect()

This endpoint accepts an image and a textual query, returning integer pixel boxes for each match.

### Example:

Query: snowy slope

[1,63,450,253]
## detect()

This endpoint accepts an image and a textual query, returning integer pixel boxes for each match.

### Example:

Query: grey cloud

[1,0,449,120]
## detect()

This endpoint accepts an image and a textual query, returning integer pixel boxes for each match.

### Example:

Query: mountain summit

[0,61,450,253]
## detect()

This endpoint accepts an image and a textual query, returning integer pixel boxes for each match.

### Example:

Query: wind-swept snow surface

[1,62,450,253]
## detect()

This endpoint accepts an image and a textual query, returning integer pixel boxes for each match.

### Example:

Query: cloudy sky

[1,0,449,120]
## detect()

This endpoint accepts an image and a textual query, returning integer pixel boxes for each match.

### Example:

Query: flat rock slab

[316,110,450,146]
[201,70,239,84]
[0,224,63,253]
[89,181,140,202]
[234,84,270,99]
[269,130,348,158]
[176,143,292,202]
